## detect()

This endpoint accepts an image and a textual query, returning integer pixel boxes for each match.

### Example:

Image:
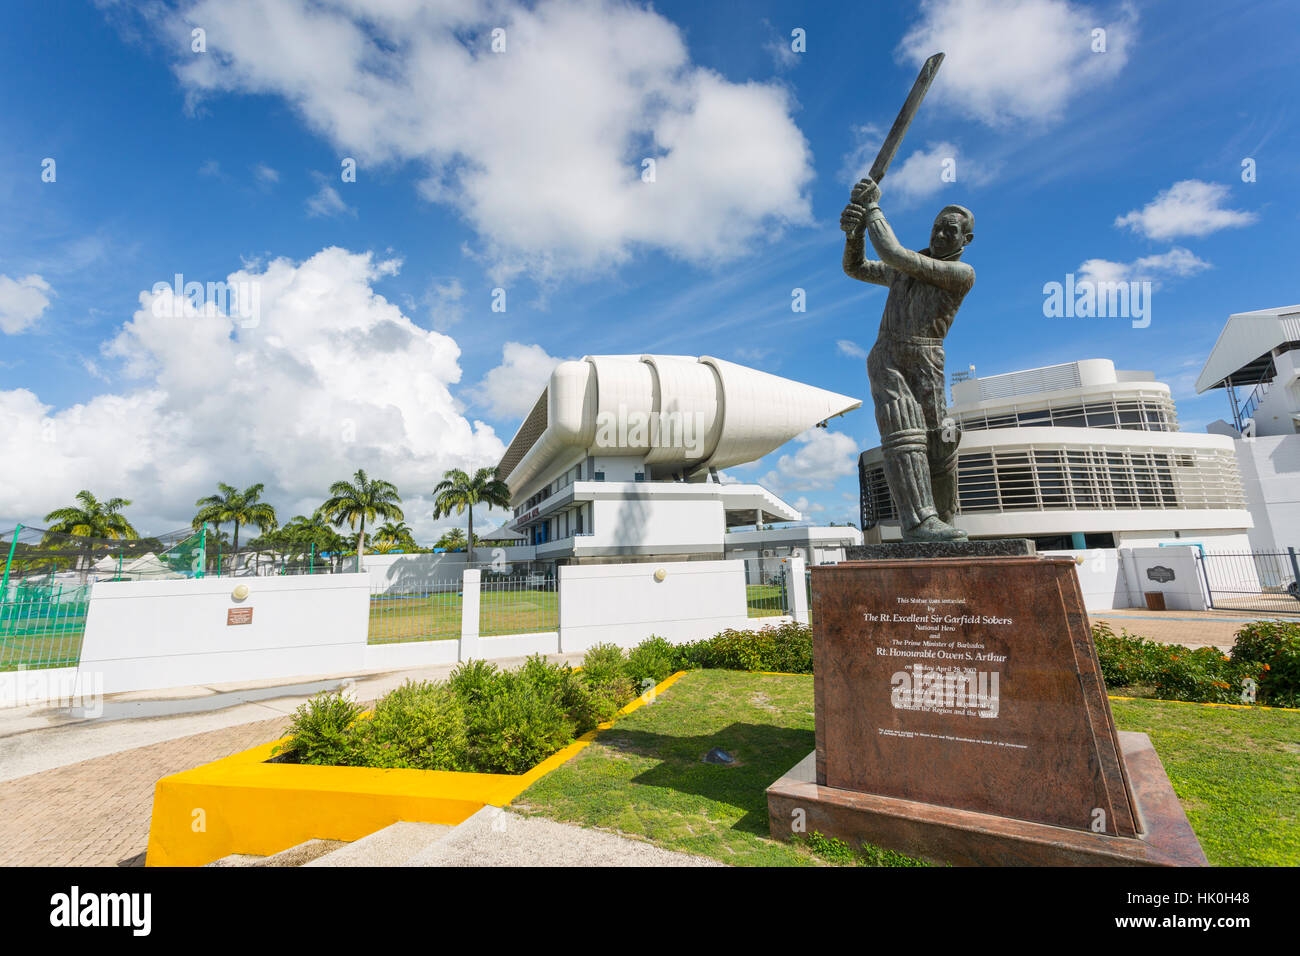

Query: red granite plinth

[767,555,1207,865]
[766,731,1207,866]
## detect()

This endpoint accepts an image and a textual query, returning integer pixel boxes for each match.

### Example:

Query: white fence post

[460,568,481,661]
[556,564,571,654]
[786,555,809,624]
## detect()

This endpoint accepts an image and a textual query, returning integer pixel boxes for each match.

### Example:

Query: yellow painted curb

[145,670,687,867]
[1106,694,1300,713]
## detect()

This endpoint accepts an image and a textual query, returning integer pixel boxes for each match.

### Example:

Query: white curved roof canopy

[497,355,861,495]
[1196,305,1300,392]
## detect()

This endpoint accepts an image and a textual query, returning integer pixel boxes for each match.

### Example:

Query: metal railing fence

[1198,548,1300,615]
[478,571,559,636]
[367,581,462,644]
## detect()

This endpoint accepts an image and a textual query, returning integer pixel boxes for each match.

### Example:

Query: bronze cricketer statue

[840,53,974,542]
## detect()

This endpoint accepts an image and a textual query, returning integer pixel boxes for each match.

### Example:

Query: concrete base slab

[766,732,1207,867]
[403,806,724,867]
[207,839,347,867]
[305,822,453,867]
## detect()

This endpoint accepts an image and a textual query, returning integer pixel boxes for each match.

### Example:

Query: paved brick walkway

[1093,609,1294,651]
[0,715,290,867]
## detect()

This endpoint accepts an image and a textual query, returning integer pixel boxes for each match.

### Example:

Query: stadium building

[494,355,863,568]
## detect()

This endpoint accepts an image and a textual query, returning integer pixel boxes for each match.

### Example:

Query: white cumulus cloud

[470,342,574,421]
[760,428,859,495]
[162,0,813,282]
[898,0,1135,125]
[0,274,53,334]
[0,248,504,542]
[1114,180,1256,240]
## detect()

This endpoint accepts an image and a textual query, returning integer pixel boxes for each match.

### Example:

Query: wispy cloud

[1077,247,1210,287]
[305,180,355,219]
[1114,180,1256,240]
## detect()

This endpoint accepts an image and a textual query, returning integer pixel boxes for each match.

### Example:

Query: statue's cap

[936,204,973,231]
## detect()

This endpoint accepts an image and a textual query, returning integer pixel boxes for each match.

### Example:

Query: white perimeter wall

[1040,550,1129,612]
[1120,546,1209,611]
[558,559,749,651]
[1235,435,1300,552]
[3,558,780,706]
[77,574,371,694]
[1040,546,1210,612]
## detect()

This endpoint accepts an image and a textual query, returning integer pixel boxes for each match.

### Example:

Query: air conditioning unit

[762,549,774,558]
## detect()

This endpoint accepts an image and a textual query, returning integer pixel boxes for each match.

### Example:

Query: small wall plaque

[1146,566,1176,584]
[227,607,254,626]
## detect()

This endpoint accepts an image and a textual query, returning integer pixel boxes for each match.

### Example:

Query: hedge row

[655,618,1300,708]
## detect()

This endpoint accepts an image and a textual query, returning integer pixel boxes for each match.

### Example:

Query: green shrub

[580,642,627,685]
[515,653,571,697]
[1231,620,1300,707]
[1092,622,1263,705]
[279,651,644,775]
[352,680,467,771]
[674,621,813,674]
[1092,623,1166,688]
[276,691,365,765]
[447,659,500,705]
[560,669,632,735]
[625,635,677,689]
[463,675,575,774]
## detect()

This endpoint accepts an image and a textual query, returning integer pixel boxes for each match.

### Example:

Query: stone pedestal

[846,539,1035,560]
[766,555,1207,866]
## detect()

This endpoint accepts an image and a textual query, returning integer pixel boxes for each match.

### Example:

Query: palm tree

[374,521,415,549]
[44,490,140,571]
[431,467,510,565]
[319,469,403,571]
[44,490,140,540]
[192,482,278,570]
[436,527,467,551]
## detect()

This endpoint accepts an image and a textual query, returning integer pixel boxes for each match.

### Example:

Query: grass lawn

[514,669,1300,867]
[745,583,787,619]
[1109,697,1300,866]
[0,633,83,670]
[0,611,89,671]
[367,588,558,643]
[514,669,923,865]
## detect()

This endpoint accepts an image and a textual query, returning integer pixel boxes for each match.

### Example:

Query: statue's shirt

[877,259,970,342]
[843,209,975,344]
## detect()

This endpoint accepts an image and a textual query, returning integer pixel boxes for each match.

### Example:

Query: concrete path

[305,809,722,867]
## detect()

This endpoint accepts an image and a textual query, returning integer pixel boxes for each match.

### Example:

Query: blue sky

[1,0,1297,539]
